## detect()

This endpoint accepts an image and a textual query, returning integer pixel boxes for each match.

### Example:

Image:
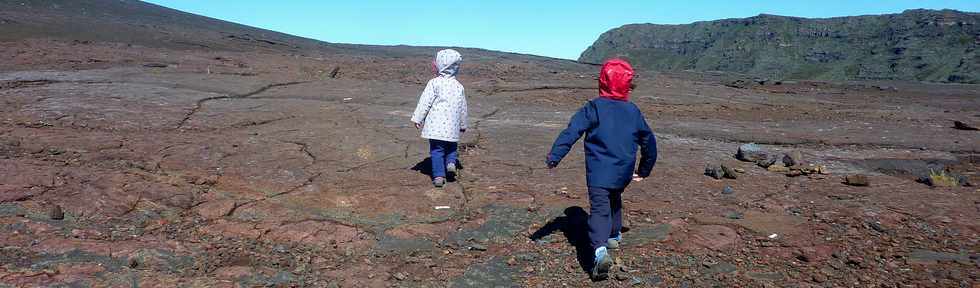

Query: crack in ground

[225,116,296,130]
[479,85,594,96]
[280,140,317,163]
[175,81,308,130]
[225,172,324,217]
[0,79,113,90]
[460,107,501,151]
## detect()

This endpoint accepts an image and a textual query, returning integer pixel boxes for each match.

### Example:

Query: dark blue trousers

[588,186,624,250]
[429,139,458,178]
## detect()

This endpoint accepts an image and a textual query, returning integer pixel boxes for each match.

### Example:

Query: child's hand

[632,173,644,182]
[546,159,558,169]
[414,122,422,129]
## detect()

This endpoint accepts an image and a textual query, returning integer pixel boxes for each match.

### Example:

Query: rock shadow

[529,206,593,275]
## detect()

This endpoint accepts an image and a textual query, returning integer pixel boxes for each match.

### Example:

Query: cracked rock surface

[1,1,979,287]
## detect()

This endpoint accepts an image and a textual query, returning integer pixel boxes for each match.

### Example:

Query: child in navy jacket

[546,59,657,280]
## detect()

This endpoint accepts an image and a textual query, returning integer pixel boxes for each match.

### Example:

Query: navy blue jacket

[547,97,657,189]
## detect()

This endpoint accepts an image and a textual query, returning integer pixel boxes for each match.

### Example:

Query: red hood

[598,59,634,101]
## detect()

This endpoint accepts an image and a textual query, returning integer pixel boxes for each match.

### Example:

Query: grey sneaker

[607,233,622,250]
[591,247,613,281]
[447,162,458,174]
[433,177,446,188]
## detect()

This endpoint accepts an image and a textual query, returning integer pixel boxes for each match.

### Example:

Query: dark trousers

[429,139,458,178]
[588,186,624,250]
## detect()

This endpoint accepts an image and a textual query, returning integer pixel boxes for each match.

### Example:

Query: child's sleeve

[459,89,468,130]
[635,116,658,178]
[411,80,436,124]
[547,103,594,165]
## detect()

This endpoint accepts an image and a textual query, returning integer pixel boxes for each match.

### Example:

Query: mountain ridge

[580,9,980,83]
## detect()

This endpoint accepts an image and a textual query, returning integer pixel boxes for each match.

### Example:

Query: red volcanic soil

[1,1,978,287]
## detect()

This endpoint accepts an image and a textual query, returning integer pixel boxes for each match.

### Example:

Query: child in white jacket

[411,49,468,187]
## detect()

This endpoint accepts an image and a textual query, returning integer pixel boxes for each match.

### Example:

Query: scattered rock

[786,170,804,177]
[704,262,737,275]
[49,205,64,220]
[812,274,828,283]
[724,211,744,220]
[953,121,978,131]
[736,143,768,162]
[393,272,407,281]
[782,150,803,167]
[767,164,790,173]
[468,244,487,251]
[868,222,887,233]
[614,273,630,281]
[720,164,738,179]
[733,168,745,173]
[844,175,869,186]
[756,154,781,168]
[721,186,734,195]
[704,164,723,179]
[629,277,644,286]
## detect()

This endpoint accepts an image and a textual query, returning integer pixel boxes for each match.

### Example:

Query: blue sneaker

[591,247,613,280]
[607,233,622,250]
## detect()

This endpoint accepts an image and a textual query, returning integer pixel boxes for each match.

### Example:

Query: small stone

[812,274,828,283]
[846,256,863,267]
[767,164,790,173]
[393,272,407,281]
[782,151,803,167]
[614,273,630,281]
[506,257,518,266]
[128,257,139,268]
[724,211,744,220]
[733,168,745,173]
[49,205,64,220]
[953,121,978,131]
[704,164,723,179]
[756,154,781,168]
[721,186,734,195]
[736,143,768,162]
[721,165,738,179]
[869,222,887,233]
[786,170,804,177]
[629,277,644,286]
[468,244,487,251]
[814,165,828,174]
[844,175,870,186]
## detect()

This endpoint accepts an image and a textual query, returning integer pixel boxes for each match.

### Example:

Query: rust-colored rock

[845,175,870,186]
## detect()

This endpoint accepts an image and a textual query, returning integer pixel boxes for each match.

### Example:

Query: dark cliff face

[580,9,980,83]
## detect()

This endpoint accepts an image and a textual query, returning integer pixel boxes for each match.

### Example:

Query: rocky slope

[580,9,980,83]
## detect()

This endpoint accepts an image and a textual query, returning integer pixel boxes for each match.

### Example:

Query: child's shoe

[591,246,613,281]
[607,233,622,250]
[446,162,458,174]
[433,177,446,188]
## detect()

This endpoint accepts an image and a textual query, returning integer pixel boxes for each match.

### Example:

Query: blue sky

[144,0,979,60]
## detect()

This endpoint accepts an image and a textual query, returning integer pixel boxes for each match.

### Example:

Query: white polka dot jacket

[411,49,468,142]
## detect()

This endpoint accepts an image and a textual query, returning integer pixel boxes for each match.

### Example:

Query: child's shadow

[410,157,460,182]
[529,206,593,274]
